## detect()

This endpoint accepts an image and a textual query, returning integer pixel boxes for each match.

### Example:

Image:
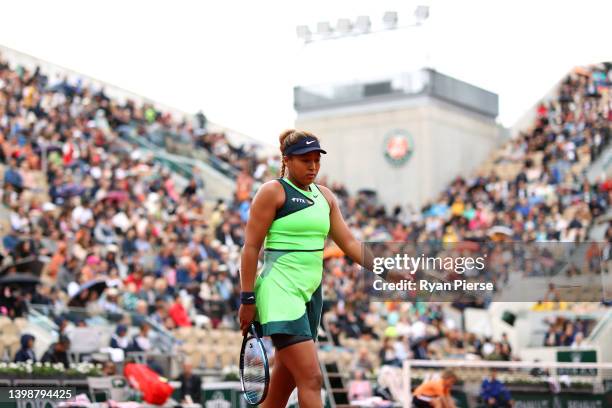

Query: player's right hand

[239,304,256,335]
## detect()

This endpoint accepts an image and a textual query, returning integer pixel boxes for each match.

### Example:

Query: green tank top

[263,177,330,251]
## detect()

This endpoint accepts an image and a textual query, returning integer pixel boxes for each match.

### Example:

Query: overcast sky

[1,0,611,145]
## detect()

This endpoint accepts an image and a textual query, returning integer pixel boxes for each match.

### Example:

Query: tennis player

[239,129,373,408]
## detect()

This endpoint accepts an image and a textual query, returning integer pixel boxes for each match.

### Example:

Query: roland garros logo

[383,129,413,166]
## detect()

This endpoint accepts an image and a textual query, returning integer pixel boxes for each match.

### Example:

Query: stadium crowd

[0,55,248,339]
[542,316,594,348]
[0,52,611,388]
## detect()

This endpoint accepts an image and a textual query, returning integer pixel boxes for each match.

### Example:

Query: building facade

[295,69,506,210]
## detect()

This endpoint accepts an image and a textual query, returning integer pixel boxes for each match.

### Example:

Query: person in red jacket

[124,265,145,290]
[168,293,191,327]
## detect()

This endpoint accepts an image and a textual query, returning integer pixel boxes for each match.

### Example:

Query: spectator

[151,299,169,326]
[215,222,238,247]
[110,324,130,353]
[3,158,23,193]
[102,361,117,376]
[182,179,198,200]
[100,288,122,316]
[124,265,145,290]
[31,285,53,306]
[2,229,20,253]
[168,293,192,327]
[195,110,207,131]
[571,332,587,349]
[41,335,71,368]
[379,337,401,367]
[412,338,431,360]
[131,299,149,328]
[348,370,373,401]
[130,322,152,352]
[234,168,253,203]
[480,368,513,408]
[54,317,69,335]
[500,333,512,356]
[485,343,506,361]
[175,361,202,404]
[351,347,375,374]
[14,334,36,363]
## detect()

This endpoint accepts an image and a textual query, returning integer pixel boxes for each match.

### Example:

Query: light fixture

[296,25,312,42]
[317,21,332,37]
[354,16,371,33]
[414,5,430,25]
[382,11,398,29]
[298,5,429,44]
[336,18,352,35]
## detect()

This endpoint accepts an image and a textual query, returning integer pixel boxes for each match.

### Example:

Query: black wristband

[241,291,256,305]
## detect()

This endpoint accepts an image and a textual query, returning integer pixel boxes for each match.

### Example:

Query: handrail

[588,309,611,341]
[26,303,59,332]
[28,303,180,353]
[319,359,337,408]
[404,359,612,370]
[118,124,238,180]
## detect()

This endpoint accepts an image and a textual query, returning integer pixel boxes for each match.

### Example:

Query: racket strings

[242,336,267,402]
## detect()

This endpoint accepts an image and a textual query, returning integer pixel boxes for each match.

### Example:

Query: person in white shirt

[571,332,587,349]
[131,322,152,352]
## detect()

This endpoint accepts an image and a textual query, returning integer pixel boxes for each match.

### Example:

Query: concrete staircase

[587,143,612,184]
[318,321,358,408]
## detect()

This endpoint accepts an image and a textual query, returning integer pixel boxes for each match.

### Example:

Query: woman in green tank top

[239,129,375,408]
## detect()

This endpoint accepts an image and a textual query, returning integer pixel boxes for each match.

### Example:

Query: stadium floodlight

[317,21,333,37]
[299,6,429,45]
[336,18,352,35]
[382,11,398,29]
[414,5,430,25]
[354,16,371,33]
[296,25,312,42]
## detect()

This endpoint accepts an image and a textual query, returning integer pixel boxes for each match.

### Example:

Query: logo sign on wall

[383,129,414,166]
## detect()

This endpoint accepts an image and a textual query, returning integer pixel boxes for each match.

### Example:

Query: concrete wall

[296,94,503,210]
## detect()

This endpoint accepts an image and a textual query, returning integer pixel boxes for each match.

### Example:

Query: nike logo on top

[306,140,315,144]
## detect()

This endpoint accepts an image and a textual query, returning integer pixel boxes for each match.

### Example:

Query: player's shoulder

[253,179,284,201]
[314,184,336,207]
[259,178,284,191]
[315,183,334,196]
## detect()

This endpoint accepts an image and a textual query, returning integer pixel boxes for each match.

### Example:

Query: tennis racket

[239,322,270,405]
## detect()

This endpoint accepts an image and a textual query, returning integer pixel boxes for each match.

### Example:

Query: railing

[28,303,180,354]
[26,303,59,333]
[165,136,239,179]
[118,123,238,180]
[588,309,612,342]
